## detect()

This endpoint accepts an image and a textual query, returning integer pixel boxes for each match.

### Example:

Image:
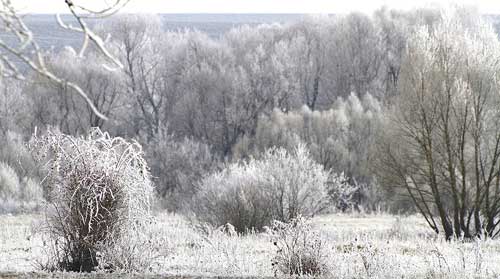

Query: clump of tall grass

[30,128,156,272]
[270,216,327,276]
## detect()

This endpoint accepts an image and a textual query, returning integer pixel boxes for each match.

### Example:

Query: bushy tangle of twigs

[30,127,155,272]
[270,216,327,276]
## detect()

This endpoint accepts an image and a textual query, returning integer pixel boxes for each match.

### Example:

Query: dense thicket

[1,9,415,209]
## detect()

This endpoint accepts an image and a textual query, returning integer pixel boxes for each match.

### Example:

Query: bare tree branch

[0,0,130,121]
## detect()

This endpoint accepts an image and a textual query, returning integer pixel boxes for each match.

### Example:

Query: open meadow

[2,212,500,278]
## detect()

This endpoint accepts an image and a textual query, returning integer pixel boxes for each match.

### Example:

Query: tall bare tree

[377,9,500,239]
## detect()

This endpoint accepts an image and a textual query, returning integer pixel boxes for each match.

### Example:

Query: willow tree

[377,9,500,240]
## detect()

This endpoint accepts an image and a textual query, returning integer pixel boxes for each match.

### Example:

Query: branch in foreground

[0,0,130,121]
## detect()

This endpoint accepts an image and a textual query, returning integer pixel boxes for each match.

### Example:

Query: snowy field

[2,213,500,278]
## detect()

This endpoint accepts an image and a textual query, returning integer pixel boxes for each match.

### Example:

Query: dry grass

[2,212,500,278]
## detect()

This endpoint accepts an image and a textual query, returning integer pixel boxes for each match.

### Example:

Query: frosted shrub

[270,216,326,276]
[327,172,359,211]
[30,128,155,272]
[191,144,330,232]
[235,94,385,211]
[190,162,272,233]
[261,145,330,222]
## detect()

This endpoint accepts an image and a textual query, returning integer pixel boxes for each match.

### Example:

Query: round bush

[191,144,330,233]
[190,162,272,233]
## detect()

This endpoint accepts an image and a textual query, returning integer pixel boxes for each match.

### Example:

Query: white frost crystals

[28,127,156,272]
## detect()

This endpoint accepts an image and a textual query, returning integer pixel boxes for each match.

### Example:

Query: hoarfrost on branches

[29,127,155,272]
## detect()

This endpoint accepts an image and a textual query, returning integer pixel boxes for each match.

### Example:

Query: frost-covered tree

[377,8,500,239]
[324,13,383,99]
[100,14,171,140]
[146,129,219,211]
[25,49,124,135]
[171,31,237,154]
[284,17,330,110]
[0,79,30,133]
[373,8,409,97]
[372,7,449,98]
[234,93,383,209]
[236,93,382,185]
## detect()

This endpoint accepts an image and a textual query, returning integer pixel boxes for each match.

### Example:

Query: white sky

[10,0,500,14]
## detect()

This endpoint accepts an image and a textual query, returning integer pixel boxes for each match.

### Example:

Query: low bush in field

[190,161,272,233]
[270,216,327,276]
[191,144,332,233]
[30,128,156,272]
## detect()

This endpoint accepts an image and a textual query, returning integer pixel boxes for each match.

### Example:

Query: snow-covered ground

[1,213,500,278]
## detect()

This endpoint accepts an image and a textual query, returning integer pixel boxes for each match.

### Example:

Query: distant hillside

[5,14,305,52]
[3,13,500,57]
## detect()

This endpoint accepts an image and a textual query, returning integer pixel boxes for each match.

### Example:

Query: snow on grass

[0,214,41,272]
[1,212,500,278]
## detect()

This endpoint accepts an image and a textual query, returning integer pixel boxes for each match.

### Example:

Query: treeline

[0,7,496,221]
